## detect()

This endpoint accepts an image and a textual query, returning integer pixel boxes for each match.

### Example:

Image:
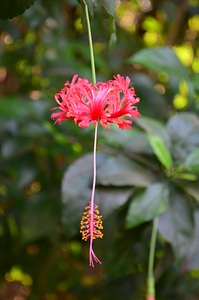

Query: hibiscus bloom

[51,74,140,267]
[51,74,140,129]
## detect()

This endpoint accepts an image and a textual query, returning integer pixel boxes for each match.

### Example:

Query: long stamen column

[80,122,103,267]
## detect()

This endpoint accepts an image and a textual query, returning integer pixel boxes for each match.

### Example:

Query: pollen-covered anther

[80,203,103,241]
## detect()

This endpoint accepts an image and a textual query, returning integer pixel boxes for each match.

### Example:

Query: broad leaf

[186,210,199,270]
[135,116,171,149]
[167,112,199,143]
[167,113,199,162]
[132,74,168,118]
[147,134,173,169]
[128,47,190,80]
[158,189,194,264]
[61,153,133,236]
[183,184,199,202]
[125,182,169,228]
[97,156,155,187]
[101,0,116,16]
[126,132,151,154]
[0,0,36,19]
[61,153,105,236]
[184,148,199,174]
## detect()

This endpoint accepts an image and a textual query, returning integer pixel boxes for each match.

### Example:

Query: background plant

[0,0,199,299]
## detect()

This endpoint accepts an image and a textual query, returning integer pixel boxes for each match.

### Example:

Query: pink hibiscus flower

[51,74,140,267]
[51,74,140,129]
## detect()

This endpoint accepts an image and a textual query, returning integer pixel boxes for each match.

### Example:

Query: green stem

[147,216,159,298]
[83,0,96,85]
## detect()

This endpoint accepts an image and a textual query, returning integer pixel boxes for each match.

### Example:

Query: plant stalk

[83,0,96,85]
[147,216,159,298]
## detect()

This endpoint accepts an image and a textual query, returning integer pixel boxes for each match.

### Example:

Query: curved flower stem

[83,0,101,267]
[83,0,96,85]
[89,121,101,267]
[147,216,159,299]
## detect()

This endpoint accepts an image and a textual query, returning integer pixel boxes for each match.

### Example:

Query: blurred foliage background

[0,0,199,299]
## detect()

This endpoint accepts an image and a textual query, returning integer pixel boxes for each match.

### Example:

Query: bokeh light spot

[173,94,187,109]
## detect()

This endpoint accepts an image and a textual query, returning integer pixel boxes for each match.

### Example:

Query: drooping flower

[51,74,140,267]
[51,74,141,129]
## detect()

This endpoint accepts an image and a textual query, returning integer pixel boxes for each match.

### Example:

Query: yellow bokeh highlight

[74,17,83,32]
[192,58,199,73]
[173,80,189,110]
[143,31,158,46]
[173,94,188,109]
[174,44,193,67]
[142,16,162,32]
[188,15,199,31]
[158,72,169,83]
[179,80,188,96]
[72,143,82,153]
[191,269,199,278]
[5,266,33,286]
[81,275,98,287]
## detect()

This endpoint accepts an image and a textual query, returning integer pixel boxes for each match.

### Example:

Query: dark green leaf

[126,182,169,228]
[183,184,199,202]
[158,189,194,263]
[101,0,116,16]
[147,134,173,169]
[0,0,36,19]
[126,132,151,154]
[184,148,199,174]
[186,210,199,270]
[128,47,190,80]
[61,153,133,237]
[135,116,171,149]
[132,74,168,118]
[167,112,199,143]
[167,113,199,162]
[97,156,155,187]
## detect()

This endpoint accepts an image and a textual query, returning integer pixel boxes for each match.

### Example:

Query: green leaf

[158,189,194,263]
[128,47,190,80]
[135,116,171,149]
[186,210,199,270]
[125,182,169,228]
[183,184,199,202]
[167,112,199,162]
[132,74,168,119]
[175,173,197,181]
[147,134,173,169]
[101,0,116,16]
[0,0,36,19]
[61,153,133,237]
[167,112,199,143]
[185,148,199,174]
[97,156,155,187]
